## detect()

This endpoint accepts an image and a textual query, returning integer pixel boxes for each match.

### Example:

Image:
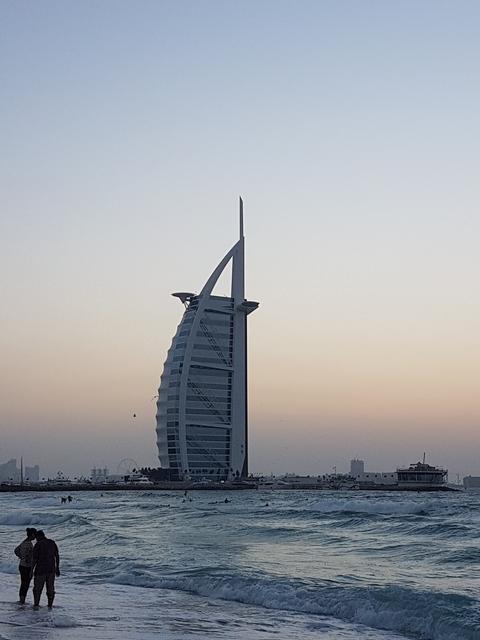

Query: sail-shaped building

[155,199,258,480]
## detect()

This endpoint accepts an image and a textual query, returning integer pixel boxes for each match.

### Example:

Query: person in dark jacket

[31,530,60,609]
[14,527,37,604]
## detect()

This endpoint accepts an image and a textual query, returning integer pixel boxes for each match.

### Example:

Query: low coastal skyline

[2,1,480,478]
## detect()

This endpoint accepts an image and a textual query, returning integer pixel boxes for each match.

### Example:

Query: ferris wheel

[117,458,139,475]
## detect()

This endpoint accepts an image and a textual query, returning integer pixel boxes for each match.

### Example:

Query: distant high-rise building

[156,199,259,480]
[463,476,480,489]
[0,459,40,483]
[0,459,20,483]
[350,458,365,476]
[25,465,40,483]
[91,467,109,484]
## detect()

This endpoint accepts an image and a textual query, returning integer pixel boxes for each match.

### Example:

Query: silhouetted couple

[14,528,60,609]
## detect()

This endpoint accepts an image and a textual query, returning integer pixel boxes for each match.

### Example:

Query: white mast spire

[231,197,245,300]
[239,196,244,239]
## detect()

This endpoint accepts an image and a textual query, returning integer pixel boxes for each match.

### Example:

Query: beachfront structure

[156,199,258,480]
[349,459,397,485]
[397,461,447,488]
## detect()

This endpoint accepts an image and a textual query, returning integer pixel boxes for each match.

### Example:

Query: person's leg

[18,565,31,603]
[33,574,46,607]
[45,574,55,608]
[18,565,24,602]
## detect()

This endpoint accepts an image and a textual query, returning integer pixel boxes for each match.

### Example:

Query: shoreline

[0,482,459,492]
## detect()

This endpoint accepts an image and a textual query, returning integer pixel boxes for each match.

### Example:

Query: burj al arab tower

[155,199,258,481]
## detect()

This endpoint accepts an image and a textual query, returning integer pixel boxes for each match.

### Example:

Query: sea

[0,489,479,640]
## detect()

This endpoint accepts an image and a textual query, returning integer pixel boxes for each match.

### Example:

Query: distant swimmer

[32,530,60,610]
[224,498,231,504]
[14,527,37,604]
[133,413,137,418]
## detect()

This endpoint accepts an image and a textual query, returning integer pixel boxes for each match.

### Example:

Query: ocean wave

[411,522,471,537]
[309,499,429,516]
[0,562,18,575]
[108,572,480,640]
[440,548,480,564]
[0,512,74,526]
[16,496,120,511]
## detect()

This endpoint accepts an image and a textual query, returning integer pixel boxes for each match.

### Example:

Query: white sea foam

[47,613,78,628]
[0,570,408,640]
[309,499,428,515]
[108,573,479,640]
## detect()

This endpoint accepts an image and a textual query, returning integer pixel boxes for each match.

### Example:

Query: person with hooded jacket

[31,530,60,609]
[14,527,37,604]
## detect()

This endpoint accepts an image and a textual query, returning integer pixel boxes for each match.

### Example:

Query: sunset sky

[1,0,480,479]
